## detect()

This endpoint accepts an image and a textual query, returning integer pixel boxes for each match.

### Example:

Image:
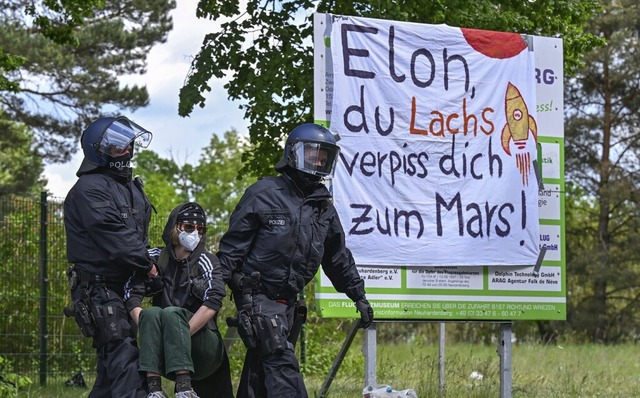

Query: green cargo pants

[138,306,223,380]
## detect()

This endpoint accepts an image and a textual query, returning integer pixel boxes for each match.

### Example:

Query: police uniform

[65,153,153,396]
[64,171,151,398]
[217,170,367,398]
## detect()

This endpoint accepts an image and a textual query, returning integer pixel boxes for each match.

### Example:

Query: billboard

[313,13,565,321]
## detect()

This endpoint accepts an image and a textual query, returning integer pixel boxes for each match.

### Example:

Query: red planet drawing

[461,28,527,59]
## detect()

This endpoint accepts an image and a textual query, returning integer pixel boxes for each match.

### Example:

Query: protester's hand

[147,263,158,278]
[130,307,142,326]
[144,275,163,296]
[355,299,374,329]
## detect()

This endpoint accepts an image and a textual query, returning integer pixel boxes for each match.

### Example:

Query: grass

[14,342,640,397]
[305,342,640,398]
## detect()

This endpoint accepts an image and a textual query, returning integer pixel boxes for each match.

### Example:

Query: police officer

[217,123,374,398]
[64,116,156,398]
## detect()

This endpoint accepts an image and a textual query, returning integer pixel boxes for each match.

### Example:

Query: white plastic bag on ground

[362,385,418,397]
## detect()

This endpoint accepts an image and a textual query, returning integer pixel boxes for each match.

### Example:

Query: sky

[43,0,248,198]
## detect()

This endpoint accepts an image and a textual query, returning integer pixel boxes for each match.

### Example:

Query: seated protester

[125,203,233,398]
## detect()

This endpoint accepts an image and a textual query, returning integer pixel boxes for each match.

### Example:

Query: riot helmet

[275,123,340,178]
[77,116,152,176]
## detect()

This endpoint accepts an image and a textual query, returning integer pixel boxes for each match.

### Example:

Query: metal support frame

[439,322,445,395]
[498,322,513,398]
[364,323,377,387]
[318,320,361,398]
[320,320,514,398]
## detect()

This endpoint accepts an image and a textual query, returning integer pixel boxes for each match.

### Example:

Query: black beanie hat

[177,203,206,225]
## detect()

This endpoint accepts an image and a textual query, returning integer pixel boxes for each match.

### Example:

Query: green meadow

[15,342,640,398]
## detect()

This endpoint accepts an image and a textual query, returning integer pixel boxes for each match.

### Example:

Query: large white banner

[328,15,540,266]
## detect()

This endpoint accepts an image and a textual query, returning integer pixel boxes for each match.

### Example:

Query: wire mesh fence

[0,193,229,386]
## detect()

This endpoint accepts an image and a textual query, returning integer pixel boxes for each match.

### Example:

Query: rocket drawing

[500,82,538,186]
[501,82,537,155]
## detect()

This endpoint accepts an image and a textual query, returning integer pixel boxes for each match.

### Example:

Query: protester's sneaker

[147,392,169,398]
[175,390,200,398]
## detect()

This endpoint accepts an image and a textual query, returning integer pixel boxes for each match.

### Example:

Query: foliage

[564,0,640,343]
[0,196,195,384]
[301,316,363,377]
[0,355,32,397]
[0,48,24,93]
[134,129,256,247]
[24,0,105,46]
[190,129,256,234]
[0,114,45,196]
[0,195,95,386]
[180,0,602,179]
[0,0,175,164]
[133,149,186,220]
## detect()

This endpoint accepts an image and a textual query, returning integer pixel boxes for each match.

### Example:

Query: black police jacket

[64,170,153,293]
[216,173,366,301]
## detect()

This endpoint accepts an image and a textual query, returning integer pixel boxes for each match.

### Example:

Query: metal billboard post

[498,322,513,398]
[439,322,445,395]
[364,323,377,388]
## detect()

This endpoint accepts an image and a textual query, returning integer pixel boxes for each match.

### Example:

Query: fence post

[39,192,48,386]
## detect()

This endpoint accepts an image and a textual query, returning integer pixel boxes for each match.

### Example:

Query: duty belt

[263,291,296,305]
[68,266,105,287]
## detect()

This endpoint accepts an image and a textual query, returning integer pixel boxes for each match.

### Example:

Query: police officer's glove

[355,299,374,329]
[229,272,245,292]
[144,275,163,297]
[229,272,253,310]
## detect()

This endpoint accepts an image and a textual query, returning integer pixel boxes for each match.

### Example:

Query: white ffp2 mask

[178,230,200,251]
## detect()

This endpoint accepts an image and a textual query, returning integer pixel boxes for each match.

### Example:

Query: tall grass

[15,343,640,397]
[307,342,640,397]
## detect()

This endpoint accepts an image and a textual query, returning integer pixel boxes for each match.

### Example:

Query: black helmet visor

[95,117,153,157]
[291,141,340,177]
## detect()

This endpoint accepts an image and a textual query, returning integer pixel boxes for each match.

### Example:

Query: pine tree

[0,1,175,163]
[565,0,640,342]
